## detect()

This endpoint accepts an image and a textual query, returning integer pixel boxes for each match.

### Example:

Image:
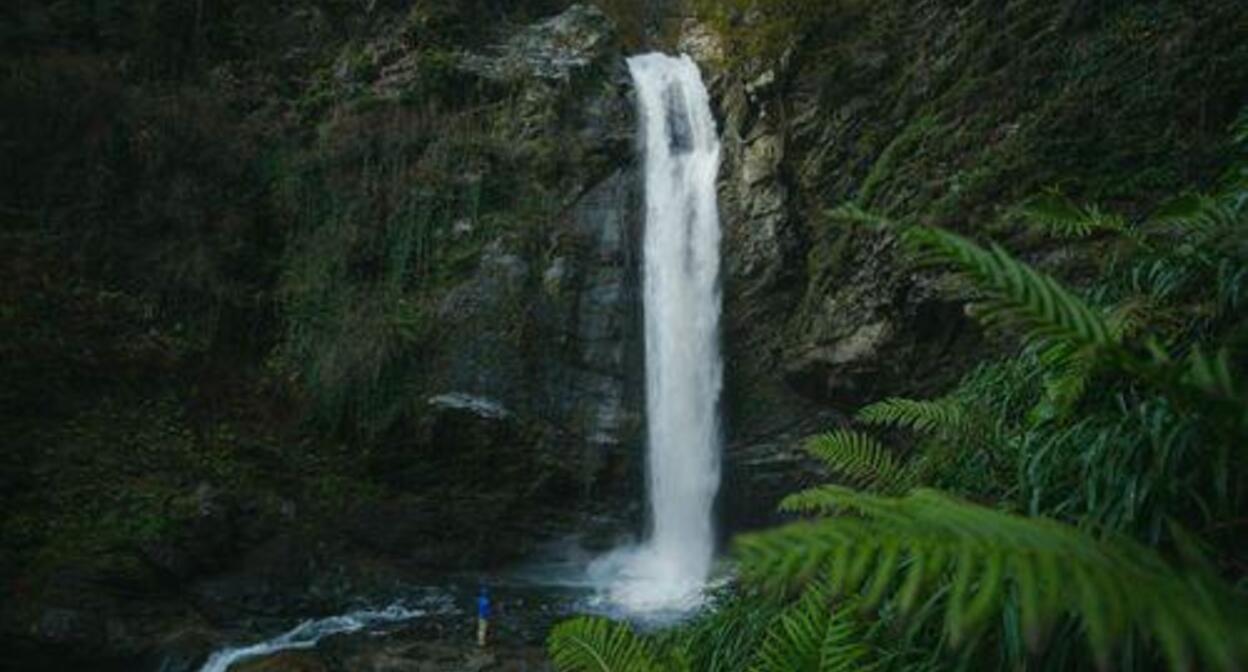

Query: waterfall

[591,52,723,615]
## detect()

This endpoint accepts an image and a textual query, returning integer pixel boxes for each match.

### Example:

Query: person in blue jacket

[476,584,492,647]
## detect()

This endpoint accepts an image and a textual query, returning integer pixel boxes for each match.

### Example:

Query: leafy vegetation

[3,0,1246,667]
[548,116,1248,670]
[0,0,583,609]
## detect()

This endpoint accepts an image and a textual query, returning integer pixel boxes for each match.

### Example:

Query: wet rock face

[460,4,615,83]
[234,651,328,672]
[675,23,831,530]
[329,3,646,574]
[684,21,987,407]
[678,21,986,530]
[537,169,644,482]
[138,483,236,583]
[419,5,644,518]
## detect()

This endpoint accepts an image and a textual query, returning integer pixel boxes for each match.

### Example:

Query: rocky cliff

[2,4,652,668]
[675,0,1247,530]
[2,0,1245,668]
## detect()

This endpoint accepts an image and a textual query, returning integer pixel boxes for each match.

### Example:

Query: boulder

[234,651,329,672]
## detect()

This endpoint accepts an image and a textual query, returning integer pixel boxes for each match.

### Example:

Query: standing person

[476,584,492,648]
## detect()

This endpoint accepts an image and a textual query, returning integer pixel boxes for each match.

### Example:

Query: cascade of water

[198,605,424,672]
[591,52,724,616]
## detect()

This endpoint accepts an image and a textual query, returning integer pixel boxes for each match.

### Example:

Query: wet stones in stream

[231,633,550,672]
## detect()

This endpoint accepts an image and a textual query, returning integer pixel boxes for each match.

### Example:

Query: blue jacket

[477,593,492,619]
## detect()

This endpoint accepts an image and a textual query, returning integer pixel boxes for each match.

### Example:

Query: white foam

[593,52,723,617]
[198,604,423,672]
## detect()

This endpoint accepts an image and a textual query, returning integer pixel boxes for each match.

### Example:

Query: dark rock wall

[412,6,646,516]
[675,0,1248,530]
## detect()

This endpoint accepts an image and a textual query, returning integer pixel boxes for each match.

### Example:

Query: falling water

[591,52,724,616]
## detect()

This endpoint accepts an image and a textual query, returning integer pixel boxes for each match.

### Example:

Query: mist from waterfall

[590,52,724,616]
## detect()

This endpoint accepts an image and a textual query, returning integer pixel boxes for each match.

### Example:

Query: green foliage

[857,116,943,210]
[737,488,1248,670]
[546,590,883,672]
[659,592,786,672]
[272,136,443,437]
[773,140,1248,669]
[857,398,969,436]
[590,0,648,49]
[688,0,878,65]
[548,617,665,672]
[902,225,1115,352]
[272,88,551,436]
[796,431,913,495]
[1014,190,1127,239]
[823,203,897,230]
[750,587,875,672]
[601,119,1247,672]
[549,147,1247,671]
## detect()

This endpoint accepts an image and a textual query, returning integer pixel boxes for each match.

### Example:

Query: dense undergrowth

[0,0,578,596]
[700,0,1248,436]
[547,114,1248,670]
[699,0,1247,221]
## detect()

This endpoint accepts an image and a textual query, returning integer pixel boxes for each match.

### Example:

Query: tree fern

[902,225,1115,352]
[751,587,876,672]
[799,430,914,494]
[548,617,667,672]
[857,397,970,436]
[736,488,1248,671]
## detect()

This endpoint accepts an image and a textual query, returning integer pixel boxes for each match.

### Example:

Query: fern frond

[1150,194,1245,246]
[1106,297,1153,341]
[825,203,896,230]
[548,617,665,672]
[1026,340,1099,422]
[750,587,875,672]
[797,430,913,494]
[1017,190,1126,239]
[1143,341,1243,408]
[903,226,1114,351]
[1233,107,1248,148]
[857,397,969,435]
[1181,345,1238,402]
[782,484,878,515]
[736,488,1247,670]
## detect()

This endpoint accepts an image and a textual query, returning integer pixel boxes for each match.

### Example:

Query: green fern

[825,203,898,230]
[1026,340,1099,422]
[737,488,1248,671]
[1150,193,1244,248]
[799,430,914,494]
[857,397,969,435]
[750,587,876,672]
[548,617,668,672]
[1017,190,1126,239]
[1182,345,1238,402]
[1233,108,1248,148]
[903,225,1115,352]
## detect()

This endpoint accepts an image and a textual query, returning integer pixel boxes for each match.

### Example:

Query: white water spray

[592,52,724,615]
[198,605,424,672]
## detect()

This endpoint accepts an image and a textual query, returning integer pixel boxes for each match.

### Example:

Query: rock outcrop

[679,18,984,527]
